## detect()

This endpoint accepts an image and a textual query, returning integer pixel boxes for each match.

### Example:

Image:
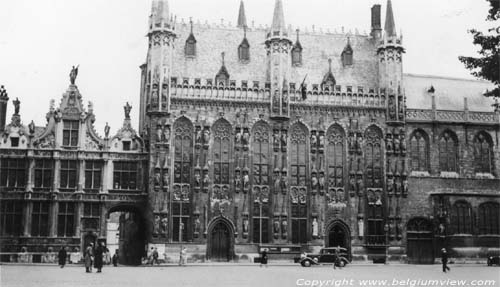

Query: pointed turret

[0,85,9,132]
[151,0,171,28]
[237,0,247,28]
[271,0,286,35]
[384,0,397,38]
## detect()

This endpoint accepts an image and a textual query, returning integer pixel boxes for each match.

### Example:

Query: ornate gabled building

[1,0,499,264]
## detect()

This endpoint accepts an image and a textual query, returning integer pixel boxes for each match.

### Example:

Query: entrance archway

[106,205,147,266]
[406,217,434,264]
[207,217,234,262]
[326,220,351,260]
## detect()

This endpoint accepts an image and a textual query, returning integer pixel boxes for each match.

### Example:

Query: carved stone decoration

[290,187,299,204]
[280,130,288,152]
[242,215,249,238]
[273,217,280,239]
[173,184,182,201]
[234,169,242,193]
[400,129,407,155]
[386,133,393,155]
[273,129,280,151]
[312,218,319,238]
[310,131,317,153]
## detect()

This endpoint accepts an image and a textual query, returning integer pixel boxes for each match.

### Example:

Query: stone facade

[0,0,499,264]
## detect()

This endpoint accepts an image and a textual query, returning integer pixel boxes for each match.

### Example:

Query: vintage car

[294,247,350,267]
[487,255,500,266]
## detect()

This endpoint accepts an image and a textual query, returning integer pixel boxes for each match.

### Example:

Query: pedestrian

[58,246,67,268]
[94,241,105,273]
[441,248,450,273]
[84,243,94,273]
[112,250,119,267]
[260,249,268,268]
[179,246,187,266]
[333,246,341,270]
[152,247,160,265]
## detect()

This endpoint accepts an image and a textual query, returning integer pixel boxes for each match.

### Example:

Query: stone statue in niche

[400,130,407,154]
[358,219,364,238]
[311,173,318,189]
[393,133,400,155]
[318,132,325,151]
[280,130,287,150]
[153,215,160,234]
[386,133,393,154]
[154,171,161,188]
[243,218,249,233]
[312,218,319,238]
[242,129,250,146]
[160,216,168,235]
[194,170,201,187]
[273,219,280,234]
[348,131,355,152]
[156,126,163,142]
[162,170,169,187]
[274,172,281,193]
[387,176,394,195]
[243,171,250,189]
[195,126,203,146]
[194,217,201,234]
[203,128,210,145]
[355,132,363,154]
[235,129,242,145]
[234,170,242,190]
[402,177,408,195]
[280,173,288,193]
[203,172,210,186]
[310,132,317,151]
[318,172,325,190]
[273,91,279,112]
[273,130,280,150]
[163,126,171,142]
[388,96,396,120]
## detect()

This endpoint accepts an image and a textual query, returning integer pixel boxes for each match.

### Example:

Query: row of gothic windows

[450,201,499,235]
[0,159,140,192]
[409,129,495,174]
[0,201,100,237]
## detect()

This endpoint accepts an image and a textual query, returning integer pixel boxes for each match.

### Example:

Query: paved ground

[1,264,499,287]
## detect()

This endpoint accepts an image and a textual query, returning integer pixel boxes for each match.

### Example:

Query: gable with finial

[321,59,336,90]
[215,52,230,86]
[109,102,143,152]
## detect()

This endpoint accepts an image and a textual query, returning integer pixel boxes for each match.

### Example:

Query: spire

[384,0,397,37]
[271,0,286,33]
[237,0,247,28]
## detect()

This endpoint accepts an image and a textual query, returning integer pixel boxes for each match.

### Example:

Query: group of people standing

[83,242,110,273]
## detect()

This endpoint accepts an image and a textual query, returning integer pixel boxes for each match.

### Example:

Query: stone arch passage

[325,220,351,260]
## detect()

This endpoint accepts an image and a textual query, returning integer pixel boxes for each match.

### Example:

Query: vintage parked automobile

[487,255,500,266]
[294,247,350,267]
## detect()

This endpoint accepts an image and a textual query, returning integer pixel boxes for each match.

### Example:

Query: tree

[458,0,500,100]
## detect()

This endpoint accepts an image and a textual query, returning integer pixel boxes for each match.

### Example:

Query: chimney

[371,4,382,38]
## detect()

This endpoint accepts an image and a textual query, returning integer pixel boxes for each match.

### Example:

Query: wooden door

[407,218,434,264]
[210,223,230,262]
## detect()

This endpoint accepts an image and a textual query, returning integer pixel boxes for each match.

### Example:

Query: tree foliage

[459,0,500,99]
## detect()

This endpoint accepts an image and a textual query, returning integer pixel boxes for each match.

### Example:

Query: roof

[404,74,495,112]
[172,24,379,88]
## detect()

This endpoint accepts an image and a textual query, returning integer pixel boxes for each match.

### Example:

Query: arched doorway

[326,220,351,260]
[406,217,434,264]
[207,217,234,262]
[106,205,147,266]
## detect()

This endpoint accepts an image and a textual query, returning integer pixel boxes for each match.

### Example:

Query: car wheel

[303,260,312,267]
[338,260,346,268]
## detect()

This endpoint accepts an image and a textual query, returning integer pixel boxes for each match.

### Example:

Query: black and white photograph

[0,0,499,286]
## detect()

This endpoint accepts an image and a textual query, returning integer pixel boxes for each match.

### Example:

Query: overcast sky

[0,0,492,135]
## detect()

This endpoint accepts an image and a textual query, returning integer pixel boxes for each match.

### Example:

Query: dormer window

[321,59,336,90]
[341,37,353,66]
[123,141,131,151]
[215,52,230,86]
[10,137,19,147]
[185,19,197,57]
[63,120,79,147]
[238,28,250,62]
[292,30,303,67]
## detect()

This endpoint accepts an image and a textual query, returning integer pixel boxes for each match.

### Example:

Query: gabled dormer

[185,19,197,58]
[341,37,354,66]
[215,52,230,86]
[291,29,303,67]
[321,59,336,91]
[238,28,250,63]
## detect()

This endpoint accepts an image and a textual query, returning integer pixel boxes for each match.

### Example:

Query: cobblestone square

[1,264,499,287]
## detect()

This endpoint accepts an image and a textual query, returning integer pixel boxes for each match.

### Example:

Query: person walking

[151,247,160,265]
[260,249,268,268]
[333,246,342,270]
[94,241,105,273]
[441,248,450,273]
[179,246,187,266]
[58,246,67,268]
[112,250,119,267]
[84,243,94,273]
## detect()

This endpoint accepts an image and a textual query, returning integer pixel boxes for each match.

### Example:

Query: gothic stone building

[0,0,499,264]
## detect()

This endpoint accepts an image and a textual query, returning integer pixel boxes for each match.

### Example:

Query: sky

[0,0,493,135]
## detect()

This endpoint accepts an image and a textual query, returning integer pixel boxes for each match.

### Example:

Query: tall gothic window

[0,201,23,236]
[292,45,302,67]
[327,125,345,187]
[84,161,102,192]
[185,32,197,57]
[0,158,27,189]
[365,126,383,188]
[439,130,458,173]
[252,122,270,244]
[238,35,250,62]
[252,122,270,186]
[478,202,500,235]
[409,130,429,172]
[341,39,353,66]
[173,118,193,184]
[60,160,78,192]
[31,201,49,237]
[34,159,53,191]
[62,120,79,147]
[290,123,308,244]
[57,202,75,237]
[212,120,232,185]
[451,201,473,234]
[172,117,193,243]
[473,132,494,174]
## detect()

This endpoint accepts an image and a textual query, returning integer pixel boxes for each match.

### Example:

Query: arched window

[327,125,345,187]
[478,202,500,235]
[238,31,250,62]
[409,130,429,172]
[252,122,270,243]
[292,30,302,67]
[473,132,494,174]
[365,126,383,188]
[341,38,353,66]
[439,130,458,173]
[172,117,193,242]
[290,123,308,244]
[212,119,232,185]
[451,201,473,234]
[185,21,197,57]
